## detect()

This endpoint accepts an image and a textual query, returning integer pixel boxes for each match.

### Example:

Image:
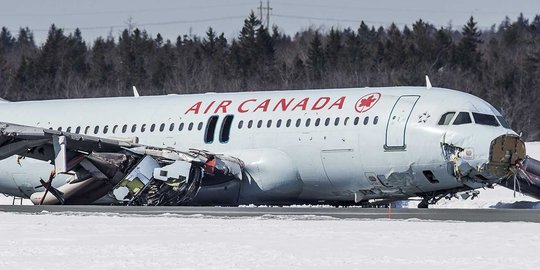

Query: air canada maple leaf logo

[355,93,381,113]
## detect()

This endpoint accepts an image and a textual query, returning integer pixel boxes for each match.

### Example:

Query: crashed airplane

[0,81,539,208]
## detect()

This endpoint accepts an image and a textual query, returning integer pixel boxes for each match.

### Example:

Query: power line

[0,1,254,17]
[269,0,538,17]
[272,13,494,30]
[30,16,247,32]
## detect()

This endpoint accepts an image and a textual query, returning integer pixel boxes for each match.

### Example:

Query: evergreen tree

[306,32,325,81]
[326,28,342,69]
[384,23,405,68]
[454,16,483,71]
[0,27,15,54]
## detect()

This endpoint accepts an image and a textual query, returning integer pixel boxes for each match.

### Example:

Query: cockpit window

[497,116,510,129]
[438,112,455,125]
[453,112,472,125]
[472,113,499,126]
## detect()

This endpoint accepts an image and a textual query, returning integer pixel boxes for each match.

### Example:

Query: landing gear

[418,191,448,208]
[417,199,429,208]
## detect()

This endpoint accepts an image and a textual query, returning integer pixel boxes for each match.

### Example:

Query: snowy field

[1,143,540,269]
[1,212,540,270]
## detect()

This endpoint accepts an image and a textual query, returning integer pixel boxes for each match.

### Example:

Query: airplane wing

[0,122,244,205]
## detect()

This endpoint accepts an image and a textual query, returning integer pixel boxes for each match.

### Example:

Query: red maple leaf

[358,95,377,108]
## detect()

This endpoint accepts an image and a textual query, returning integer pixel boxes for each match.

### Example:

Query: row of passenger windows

[238,116,379,129]
[53,122,205,135]
[52,115,380,136]
[438,111,510,128]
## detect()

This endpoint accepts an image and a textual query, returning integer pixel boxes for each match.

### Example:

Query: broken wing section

[0,122,244,205]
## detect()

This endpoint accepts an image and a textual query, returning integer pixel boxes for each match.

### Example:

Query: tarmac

[2,205,540,222]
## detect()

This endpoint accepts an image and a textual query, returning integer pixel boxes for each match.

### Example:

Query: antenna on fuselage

[425,75,432,89]
[132,86,140,97]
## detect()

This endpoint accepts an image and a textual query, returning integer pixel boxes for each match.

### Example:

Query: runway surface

[2,205,540,222]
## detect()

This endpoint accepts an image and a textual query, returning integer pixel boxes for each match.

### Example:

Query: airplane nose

[485,134,526,178]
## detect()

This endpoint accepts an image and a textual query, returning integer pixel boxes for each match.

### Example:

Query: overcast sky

[2,0,539,44]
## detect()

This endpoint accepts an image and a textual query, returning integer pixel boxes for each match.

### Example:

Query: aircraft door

[384,95,420,150]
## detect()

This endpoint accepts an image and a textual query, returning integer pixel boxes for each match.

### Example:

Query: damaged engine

[0,123,245,206]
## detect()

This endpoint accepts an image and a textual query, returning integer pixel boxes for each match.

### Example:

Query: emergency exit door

[384,95,420,150]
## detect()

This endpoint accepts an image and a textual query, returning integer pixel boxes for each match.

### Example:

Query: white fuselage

[0,87,518,204]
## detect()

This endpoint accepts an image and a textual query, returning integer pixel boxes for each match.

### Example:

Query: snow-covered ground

[1,212,540,270]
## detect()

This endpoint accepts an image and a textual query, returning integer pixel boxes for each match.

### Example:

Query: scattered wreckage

[0,122,243,206]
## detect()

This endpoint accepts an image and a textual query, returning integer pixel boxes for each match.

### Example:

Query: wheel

[417,200,429,208]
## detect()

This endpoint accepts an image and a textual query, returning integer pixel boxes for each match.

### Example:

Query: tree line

[0,12,539,140]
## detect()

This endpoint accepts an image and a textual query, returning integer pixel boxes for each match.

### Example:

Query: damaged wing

[0,122,244,205]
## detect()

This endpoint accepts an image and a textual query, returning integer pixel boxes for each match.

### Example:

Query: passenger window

[238,120,244,129]
[75,126,81,133]
[267,120,272,128]
[344,117,349,126]
[85,126,91,134]
[198,122,203,130]
[159,123,165,132]
[220,115,234,143]
[150,124,156,132]
[103,125,109,134]
[296,119,301,127]
[188,123,194,131]
[286,119,292,127]
[204,115,219,143]
[315,118,320,126]
[57,127,62,131]
[354,117,360,125]
[334,117,340,126]
[112,125,118,133]
[305,118,311,127]
[94,126,99,134]
[179,123,184,131]
[373,116,379,125]
[497,116,510,128]
[169,123,175,131]
[141,124,146,132]
[131,124,137,133]
[453,112,472,125]
[325,118,330,126]
[122,125,127,133]
[276,119,282,128]
[472,113,499,126]
[438,112,455,125]
[66,127,72,133]
[248,120,253,128]
[257,120,262,128]
[363,117,369,125]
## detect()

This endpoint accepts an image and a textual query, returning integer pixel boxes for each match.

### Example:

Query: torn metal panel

[0,139,49,160]
[153,161,191,182]
[53,135,67,173]
[113,155,160,201]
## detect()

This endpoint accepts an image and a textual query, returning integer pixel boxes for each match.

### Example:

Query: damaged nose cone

[487,135,526,178]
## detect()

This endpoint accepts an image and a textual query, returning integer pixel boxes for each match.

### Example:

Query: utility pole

[266,0,272,29]
[259,1,263,25]
[258,0,272,29]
